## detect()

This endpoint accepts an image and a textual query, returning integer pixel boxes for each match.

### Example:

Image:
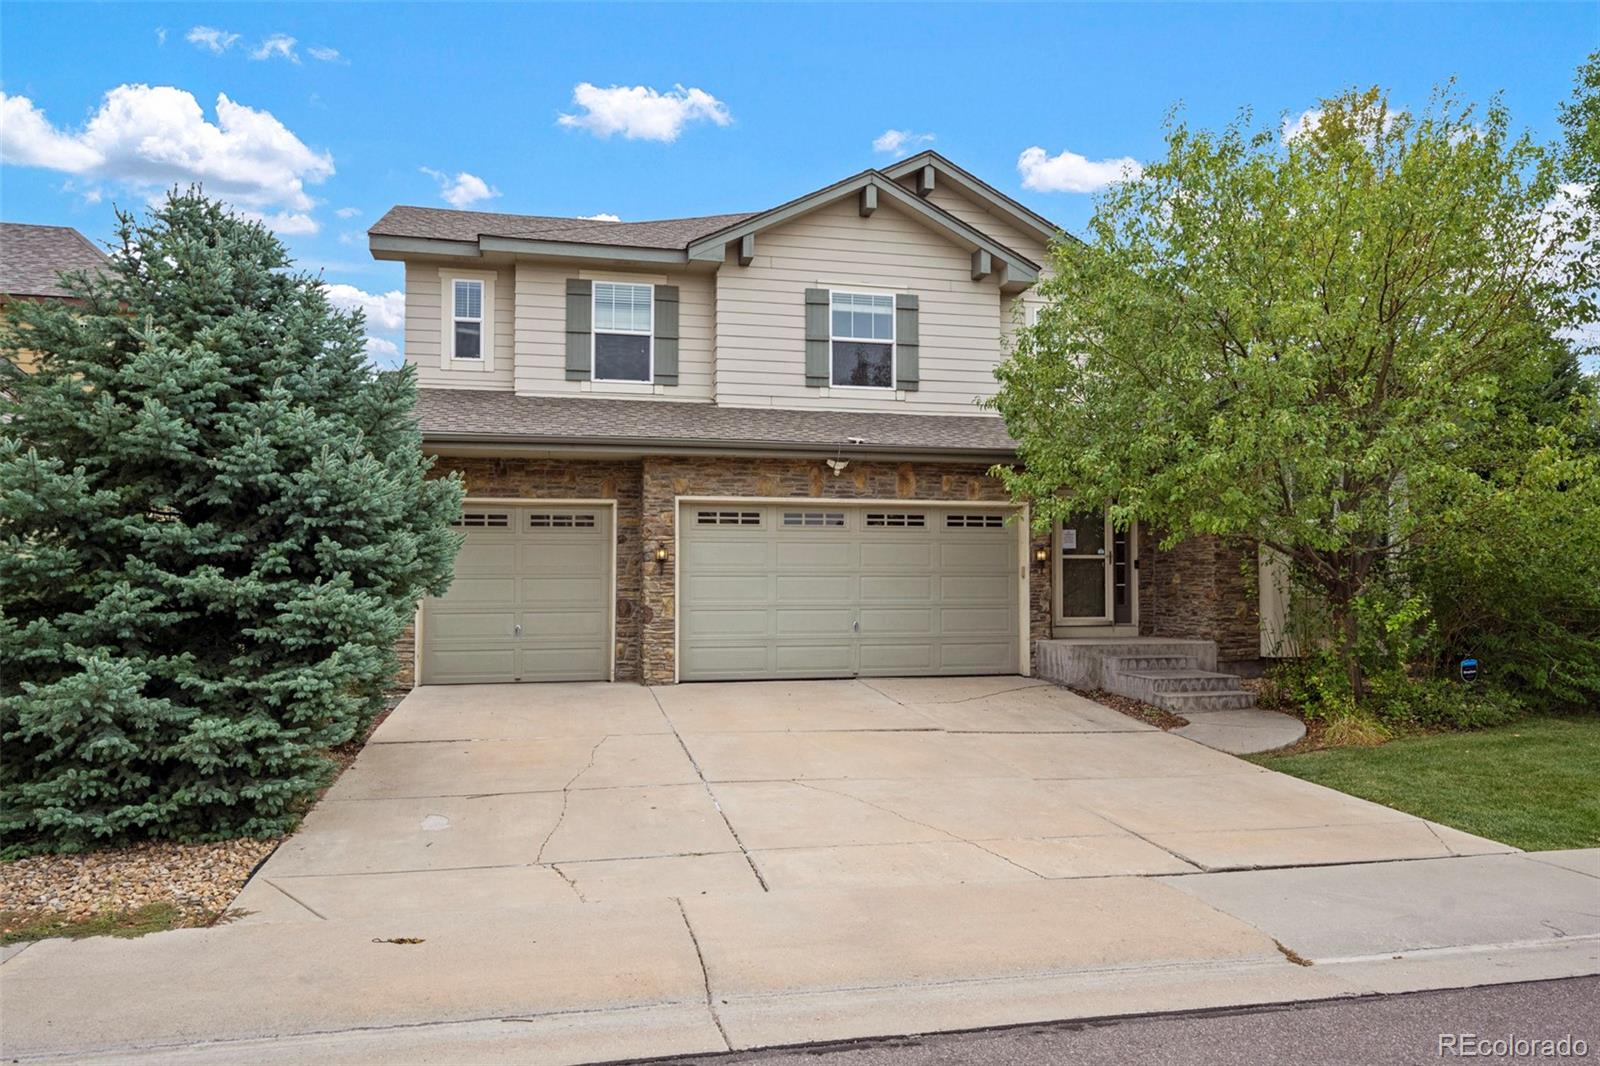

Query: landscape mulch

[1070,687,1189,731]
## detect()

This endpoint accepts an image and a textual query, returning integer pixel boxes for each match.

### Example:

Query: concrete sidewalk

[4,849,1595,1064]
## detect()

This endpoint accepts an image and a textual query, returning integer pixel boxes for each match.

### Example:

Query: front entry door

[1055,511,1134,626]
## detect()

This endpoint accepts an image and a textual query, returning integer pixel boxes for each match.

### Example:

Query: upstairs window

[451,279,484,360]
[830,291,894,389]
[593,282,653,382]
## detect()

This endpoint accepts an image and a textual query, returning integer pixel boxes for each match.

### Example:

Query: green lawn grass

[1251,716,1600,851]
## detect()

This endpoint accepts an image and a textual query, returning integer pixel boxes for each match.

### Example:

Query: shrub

[0,193,463,855]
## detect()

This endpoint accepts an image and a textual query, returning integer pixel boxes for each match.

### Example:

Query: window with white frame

[830,291,894,389]
[450,279,484,360]
[593,282,653,382]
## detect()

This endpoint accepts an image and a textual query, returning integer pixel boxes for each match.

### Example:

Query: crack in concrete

[263,879,328,920]
[534,736,609,864]
[855,679,905,705]
[649,687,770,892]
[675,897,733,1051]
[549,864,588,903]
[790,780,1045,880]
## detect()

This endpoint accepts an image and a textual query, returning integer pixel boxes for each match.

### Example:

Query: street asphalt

[674,977,1600,1066]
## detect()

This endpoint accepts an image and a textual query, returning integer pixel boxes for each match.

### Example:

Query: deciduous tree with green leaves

[0,191,463,854]
[991,82,1598,706]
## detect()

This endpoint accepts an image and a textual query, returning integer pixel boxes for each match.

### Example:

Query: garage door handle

[513,624,522,636]
[852,619,860,633]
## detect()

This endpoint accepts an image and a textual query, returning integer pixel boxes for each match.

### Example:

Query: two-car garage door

[678,503,1021,681]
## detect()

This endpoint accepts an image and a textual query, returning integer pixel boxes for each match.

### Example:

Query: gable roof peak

[881,151,1064,243]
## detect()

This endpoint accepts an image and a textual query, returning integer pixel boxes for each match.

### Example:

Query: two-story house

[371,153,1264,688]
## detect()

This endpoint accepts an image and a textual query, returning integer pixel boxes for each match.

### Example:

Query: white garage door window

[678,503,1021,681]
[421,504,613,684]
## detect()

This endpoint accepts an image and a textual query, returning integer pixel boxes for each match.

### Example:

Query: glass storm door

[1056,512,1135,625]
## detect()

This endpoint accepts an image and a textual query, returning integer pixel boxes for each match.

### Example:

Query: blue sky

[2,2,1593,365]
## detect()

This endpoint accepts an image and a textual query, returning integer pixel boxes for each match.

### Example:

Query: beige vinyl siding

[913,183,1057,348]
[404,261,515,391]
[512,261,715,401]
[919,186,1056,354]
[714,197,1007,414]
[918,184,1053,266]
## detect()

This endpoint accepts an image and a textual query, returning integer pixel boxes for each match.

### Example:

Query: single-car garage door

[421,505,612,684]
[679,503,1020,681]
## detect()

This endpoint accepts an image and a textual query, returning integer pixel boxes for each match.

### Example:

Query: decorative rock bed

[1,839,280,927]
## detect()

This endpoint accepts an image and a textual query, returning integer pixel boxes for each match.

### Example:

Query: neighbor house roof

[414,389,1017,460]
[0,223,109,299]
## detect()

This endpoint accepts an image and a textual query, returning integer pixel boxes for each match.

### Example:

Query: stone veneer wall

[426,456,647,681]
[414,454,1049,686]
[639,456,1050,686]
[1141,532,1261,665]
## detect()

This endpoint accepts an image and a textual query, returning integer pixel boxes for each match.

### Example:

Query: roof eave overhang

[370,233,691,266]
[419,430,1017,465]
[682,172,1040,285]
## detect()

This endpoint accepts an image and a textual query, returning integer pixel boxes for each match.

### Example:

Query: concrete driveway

[239,677,1507,920]
[10,678,1594,1065]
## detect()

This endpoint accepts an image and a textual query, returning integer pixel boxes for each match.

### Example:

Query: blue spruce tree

[1,191,463,853]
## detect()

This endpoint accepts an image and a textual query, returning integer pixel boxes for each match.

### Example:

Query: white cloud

[155,28,168,46]
[237,209,318,235]
[872,129,934,158]
[579,212,621,222]
[0,95,104,170]
[185,26,239,54]
[363,335,399,360]
[421,167,497,208]
[338,230,365,245]
[307,45,343,63]
[251,33,299,63]
[1017,145,1142,193]
[0,85,334,233]
[1281,108,1323,143]
[334,206,361,219]
[1282,105,1406,145]
[324,283,404,331]
[557,83,731,142]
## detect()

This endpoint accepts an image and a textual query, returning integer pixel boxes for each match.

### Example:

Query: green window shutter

[565,278,592,380]
[804,288,829,387]
[895,293,919,392]
[653,284,680,386]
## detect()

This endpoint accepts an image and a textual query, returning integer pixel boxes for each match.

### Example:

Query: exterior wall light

[1033,546,1049,564]
[654,544,669,563]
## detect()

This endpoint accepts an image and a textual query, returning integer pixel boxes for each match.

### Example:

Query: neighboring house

[371,152,1264,687]
[0,222,110,376]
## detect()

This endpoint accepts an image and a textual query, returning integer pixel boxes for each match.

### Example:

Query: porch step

[1034,637,1258,717]
[1103,655,1199,674]
[1112,669,1243,696]
[1154,690,1259,713]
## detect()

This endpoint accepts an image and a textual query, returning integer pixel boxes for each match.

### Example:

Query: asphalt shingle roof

[0,223,109,299]
[415,389,1017,456]
[370,206,756,250]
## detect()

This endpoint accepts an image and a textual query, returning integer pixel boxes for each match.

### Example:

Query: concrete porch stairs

[1034,638,1305,755]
